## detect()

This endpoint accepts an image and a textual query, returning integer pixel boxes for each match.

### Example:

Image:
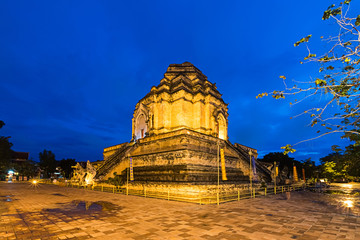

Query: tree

[257,1,360,153]
[319,144,360,181]
[14,160,37,178]
[342,144,360,178]
[258,152,304,183]
[58,158,76,179]
[319,152,342,164]
[259,152,296,171]
[39,150,57,178]
[301,158,318,180]
[319,152,346,180]
[0,121,13,178]
[321,161,340,181]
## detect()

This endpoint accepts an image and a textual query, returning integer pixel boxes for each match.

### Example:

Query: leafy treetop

[257,1,360,154]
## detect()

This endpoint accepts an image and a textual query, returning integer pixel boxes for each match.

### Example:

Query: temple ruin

[96,62,270,187]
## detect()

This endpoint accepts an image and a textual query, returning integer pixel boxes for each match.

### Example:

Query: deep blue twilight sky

[1,0,359,164]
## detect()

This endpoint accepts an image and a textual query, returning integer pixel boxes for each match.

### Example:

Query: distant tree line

[39,149,76,179]
[258,141,360,183]
[0,120,76,180]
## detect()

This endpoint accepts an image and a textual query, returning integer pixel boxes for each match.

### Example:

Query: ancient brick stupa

[96,62,270,187]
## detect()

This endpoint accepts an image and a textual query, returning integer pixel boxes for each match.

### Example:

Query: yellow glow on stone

[85,176,93,185]
[342,184,353,189]
[343,199,354,208]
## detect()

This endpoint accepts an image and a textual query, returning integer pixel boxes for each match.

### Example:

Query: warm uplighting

[342,184,353,189]
[30,179,39,189]
[342,199,354,208]
[85,178,91,185]
[85,174,94,185]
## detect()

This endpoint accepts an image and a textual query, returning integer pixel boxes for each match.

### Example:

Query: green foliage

[315,79,327,86]
[257,2,360,153]
[304,53,316,60]
[356,15,360,26]
[322,161,339,181]
[13,160,37,177]
[319,142,360,181]
[281,144,296,155]
[258,152,317,182]
[331,145,342,152]
[294,34,312,47]
[322,4,342,20]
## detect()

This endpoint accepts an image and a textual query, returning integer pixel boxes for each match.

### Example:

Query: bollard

[265,187,267,196]
[217,192,219,205]
[253,189,256,198]
[274,186,276,195]
[238,190,240,201]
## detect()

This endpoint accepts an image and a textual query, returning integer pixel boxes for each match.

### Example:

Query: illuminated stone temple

[96,62,270,188]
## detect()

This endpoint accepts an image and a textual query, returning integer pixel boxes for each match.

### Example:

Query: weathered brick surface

[0,182,359,240]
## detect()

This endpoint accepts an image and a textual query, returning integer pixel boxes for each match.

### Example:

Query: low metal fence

[46,180,305,205]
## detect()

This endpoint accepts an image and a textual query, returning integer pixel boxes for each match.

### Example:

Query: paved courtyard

[0,182,359,240]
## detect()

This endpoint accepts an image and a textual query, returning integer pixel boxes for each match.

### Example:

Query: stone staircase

[96,142,135,180]
[232,142,271,181]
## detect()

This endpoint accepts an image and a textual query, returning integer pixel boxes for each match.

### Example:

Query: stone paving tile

[0,182,359,240]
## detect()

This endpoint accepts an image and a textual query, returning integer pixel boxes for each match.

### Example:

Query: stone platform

[1,182,359,240]
[98,129,270,186]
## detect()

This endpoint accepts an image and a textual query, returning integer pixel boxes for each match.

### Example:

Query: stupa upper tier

[131,62,229,141]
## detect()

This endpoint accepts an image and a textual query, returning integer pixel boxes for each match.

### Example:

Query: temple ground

[0,182,359,240]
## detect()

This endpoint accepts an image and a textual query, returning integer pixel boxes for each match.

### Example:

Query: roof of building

[140,62,226,105]
[11,151,29,161]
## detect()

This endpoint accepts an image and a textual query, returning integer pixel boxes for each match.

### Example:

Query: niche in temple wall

[132,103,149,140]
[215,112,227,140]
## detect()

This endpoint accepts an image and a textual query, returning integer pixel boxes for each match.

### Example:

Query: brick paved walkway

[0,182,359,240]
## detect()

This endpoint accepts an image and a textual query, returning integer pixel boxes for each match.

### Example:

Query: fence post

[274,186,276,195]
[253,189,256,198]
[217,192,219,205]
[238,189,240,201]
[265,187,267,196]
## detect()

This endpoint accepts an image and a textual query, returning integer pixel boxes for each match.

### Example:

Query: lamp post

[127,154,129,195]
[217,140,220,205]
[249,150,252,197]
[274,161,277,194]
